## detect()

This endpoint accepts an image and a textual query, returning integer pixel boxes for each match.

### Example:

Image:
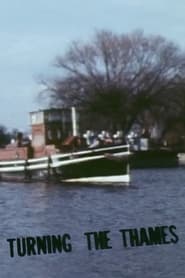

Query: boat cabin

[0,107,80,160]
[30,107,80,157]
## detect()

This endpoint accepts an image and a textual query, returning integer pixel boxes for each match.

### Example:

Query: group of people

[83,130,124,148]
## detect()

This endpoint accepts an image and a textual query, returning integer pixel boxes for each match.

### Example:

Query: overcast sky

[0,0,185,131]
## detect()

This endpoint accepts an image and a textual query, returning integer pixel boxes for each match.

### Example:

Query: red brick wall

[0,145,58,160]
[33,145,57,158]
[31,124,46,147]
[0,147,28,160]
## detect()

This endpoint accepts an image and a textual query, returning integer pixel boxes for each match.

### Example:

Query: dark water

[0,168,185,278]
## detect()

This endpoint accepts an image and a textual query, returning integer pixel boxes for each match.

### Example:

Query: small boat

[0,144,131,184]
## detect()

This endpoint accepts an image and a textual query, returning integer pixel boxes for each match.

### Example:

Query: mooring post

[47,156,52,180]
[24,159,31,181]
[126,144,131,183]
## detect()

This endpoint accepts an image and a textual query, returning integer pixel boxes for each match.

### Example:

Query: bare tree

[0,125,11,147]
[40,30,185,134]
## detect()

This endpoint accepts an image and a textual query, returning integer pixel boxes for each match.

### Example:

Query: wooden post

[24,160,31,181]
[47,156,52,180]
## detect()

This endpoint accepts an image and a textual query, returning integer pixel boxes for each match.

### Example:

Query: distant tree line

[0,126,11,147]
[0,127,22,148]
[39,29,185,147]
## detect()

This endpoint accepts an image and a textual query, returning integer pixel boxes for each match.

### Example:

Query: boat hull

[62,174,130,184]
[130,150,178,168]
[57,156,130,184]
[0,144,130,184]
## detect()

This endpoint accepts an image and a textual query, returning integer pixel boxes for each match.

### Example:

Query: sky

[0,0,185,131]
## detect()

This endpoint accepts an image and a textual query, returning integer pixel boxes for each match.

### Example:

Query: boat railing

[0,159,26,165]
[0,144,131,172]
[52,144,130,160]
[0,157,49,172]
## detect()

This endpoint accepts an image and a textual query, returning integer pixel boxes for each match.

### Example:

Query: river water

[0,168,185,278]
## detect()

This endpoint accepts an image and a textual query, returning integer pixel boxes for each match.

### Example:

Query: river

[0,168,185,278]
